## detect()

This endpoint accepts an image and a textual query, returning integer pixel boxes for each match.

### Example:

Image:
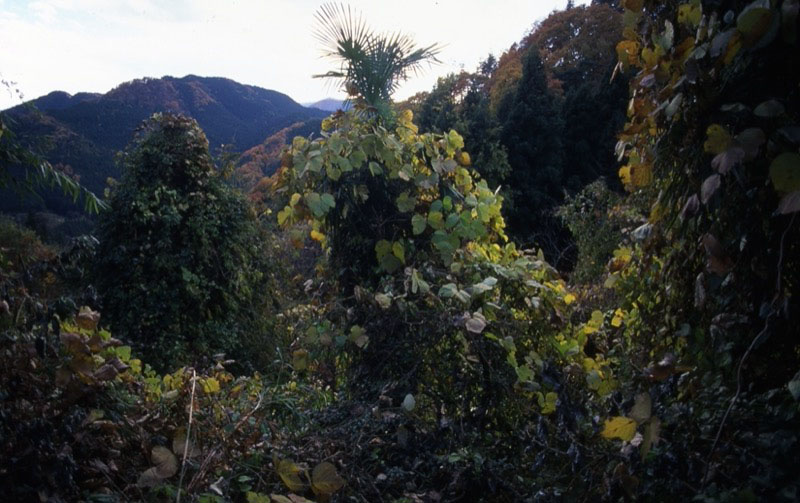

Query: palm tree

[313,3,440,117]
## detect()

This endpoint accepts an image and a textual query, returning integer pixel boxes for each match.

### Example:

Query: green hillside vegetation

[1,1,799,502]
[1,75,327,217]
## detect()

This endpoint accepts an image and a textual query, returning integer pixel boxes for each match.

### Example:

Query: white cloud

[0,0,587,110]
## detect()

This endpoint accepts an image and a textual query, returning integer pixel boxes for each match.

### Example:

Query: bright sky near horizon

[0,0,588,110]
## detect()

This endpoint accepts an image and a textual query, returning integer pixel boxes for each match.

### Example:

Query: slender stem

[176,369,197,503]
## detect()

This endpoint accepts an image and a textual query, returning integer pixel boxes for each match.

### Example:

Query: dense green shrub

[94,113,274,370]
[556,179,631,283]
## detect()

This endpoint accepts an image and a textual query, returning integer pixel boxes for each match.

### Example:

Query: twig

[176,369,197,503]
[702,213,795,488]
[186,392,265,492]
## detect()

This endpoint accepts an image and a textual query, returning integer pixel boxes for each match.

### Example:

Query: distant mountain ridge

[303,98,349,112]
[2,75,328,213]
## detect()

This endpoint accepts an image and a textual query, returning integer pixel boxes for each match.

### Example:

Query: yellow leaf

[276,458,305,493]
[611,308,625,327]
[723,32,743,65]
[310,229,325,242]
[703,124,732,154]
[616,40,641,67]
[630,162,653,187]
[137,446,179,487]
[201,377,220,394]
[678,3,702,27]
[76,306,101,331]
[619,165,632,187]
[640,47,658,68]
[292,349,309,372]
[621,0,643,11]
[311,462,345,495]
[564,293,576,305]
[602,416,638,441]
[173,428,201,458]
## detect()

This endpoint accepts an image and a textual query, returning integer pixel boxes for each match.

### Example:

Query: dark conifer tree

[499,47,564,253]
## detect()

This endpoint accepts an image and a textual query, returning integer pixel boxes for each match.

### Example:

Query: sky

[0,0,589,110]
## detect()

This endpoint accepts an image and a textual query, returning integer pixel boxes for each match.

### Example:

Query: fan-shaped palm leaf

[313,3,440,112]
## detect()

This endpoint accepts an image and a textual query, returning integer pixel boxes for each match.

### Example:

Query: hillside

[1,75,327,213]
[303,98,350,112]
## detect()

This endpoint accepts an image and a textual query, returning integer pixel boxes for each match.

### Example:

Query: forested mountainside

[1,75,326,213]
[399,2,629,266]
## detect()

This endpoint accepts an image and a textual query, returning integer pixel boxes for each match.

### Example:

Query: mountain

[303,98,349,112]
[2,75,329,214]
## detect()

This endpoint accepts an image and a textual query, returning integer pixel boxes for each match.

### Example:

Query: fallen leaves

[137,446,178,487]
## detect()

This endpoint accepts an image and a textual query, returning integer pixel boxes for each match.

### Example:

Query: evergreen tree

[500,47,564,252]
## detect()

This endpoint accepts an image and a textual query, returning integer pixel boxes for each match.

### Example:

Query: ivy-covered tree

[94,113,273,369]
[273,6,579,448]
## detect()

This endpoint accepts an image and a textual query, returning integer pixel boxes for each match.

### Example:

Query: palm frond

[312,3,440,110]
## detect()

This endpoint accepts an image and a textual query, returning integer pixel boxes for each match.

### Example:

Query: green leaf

[445,212,460,229]
[427,211,445,230]
[769,153,800,193]
[641,416,661,458]
[470,276,497,295]
[375,239,392,260]
[368,161,383,176]
[116,345,132,362]
[629,393,652,424]
[652,19,674,51]
[438,283,470,303]
[392,241,405,263]
[395,191,416,212]
[439,283,458,298]
[350,149,366,168]
[305,192,335,217]
[349,325,369,348]
[754,99,785,118]
[411,213,427,235]
[447,130,464,150]
[515,364,534,382]
[538,391,557,415]
[246,492,272,503]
